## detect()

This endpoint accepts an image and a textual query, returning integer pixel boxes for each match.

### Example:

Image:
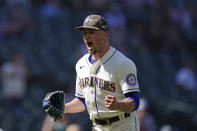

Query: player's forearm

[41,115,54,131]
[64,98,85,114]
[116,98,135,113]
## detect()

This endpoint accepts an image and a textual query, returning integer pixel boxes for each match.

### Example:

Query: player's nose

[84,33,91,38]
[84,35,91,42]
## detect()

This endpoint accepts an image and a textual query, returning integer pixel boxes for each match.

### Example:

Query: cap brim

[75,26,100,31]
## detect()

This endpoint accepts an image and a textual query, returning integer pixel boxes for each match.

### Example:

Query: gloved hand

[43,91,65,121]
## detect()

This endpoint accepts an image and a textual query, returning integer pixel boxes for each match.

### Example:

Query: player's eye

[83,30,95,35]
[83,32,88,35]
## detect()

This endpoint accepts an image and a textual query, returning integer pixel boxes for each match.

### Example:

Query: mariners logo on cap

[126,73,137,87]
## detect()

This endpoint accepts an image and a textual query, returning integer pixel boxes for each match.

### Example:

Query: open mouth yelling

[87,42,93,48]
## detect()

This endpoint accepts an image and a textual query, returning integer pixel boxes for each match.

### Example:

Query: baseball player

[64,14,140,131]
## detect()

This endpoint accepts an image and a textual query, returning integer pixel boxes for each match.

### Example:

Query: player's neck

[92,45,110,60]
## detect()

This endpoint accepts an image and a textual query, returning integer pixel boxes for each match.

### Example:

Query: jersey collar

[88,46,117,75]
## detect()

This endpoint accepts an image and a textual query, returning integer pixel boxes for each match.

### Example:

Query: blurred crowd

[0,0,197,131]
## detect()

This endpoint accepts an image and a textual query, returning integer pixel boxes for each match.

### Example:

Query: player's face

[83,29,107,56]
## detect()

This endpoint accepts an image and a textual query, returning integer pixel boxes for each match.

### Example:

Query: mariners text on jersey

[79,76,116,92]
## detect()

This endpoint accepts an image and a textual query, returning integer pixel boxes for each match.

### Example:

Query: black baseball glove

[43,91,65,121]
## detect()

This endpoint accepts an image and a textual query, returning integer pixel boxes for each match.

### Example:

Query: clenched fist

[104,95,119,110]
[104,95,135,112]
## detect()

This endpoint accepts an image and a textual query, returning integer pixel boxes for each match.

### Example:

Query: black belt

[94,113,130,126]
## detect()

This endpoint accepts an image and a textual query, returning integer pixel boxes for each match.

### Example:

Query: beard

[88,46,98,55]
[89,48,97,55]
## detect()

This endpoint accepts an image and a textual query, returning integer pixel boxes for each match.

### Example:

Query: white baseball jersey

[75,46,140,120]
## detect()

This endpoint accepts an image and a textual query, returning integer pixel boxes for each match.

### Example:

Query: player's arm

[41,115,54,131]
[105,96,134,112]
[66,61,88,114]
[108,58,140,112]
[64,98,85,114]
[105,92,139,113]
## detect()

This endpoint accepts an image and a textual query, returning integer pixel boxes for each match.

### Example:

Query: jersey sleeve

[75,75,85,98]
[75,62,85,98]
[117,59,140,94]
